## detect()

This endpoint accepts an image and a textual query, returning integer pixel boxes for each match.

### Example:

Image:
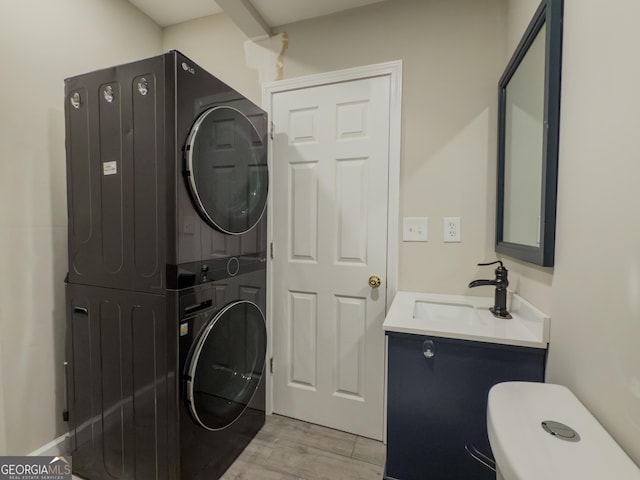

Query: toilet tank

[487,382,640,479]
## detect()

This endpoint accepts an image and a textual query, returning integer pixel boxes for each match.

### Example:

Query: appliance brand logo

[0,456,72,480]
[181,62,195,75]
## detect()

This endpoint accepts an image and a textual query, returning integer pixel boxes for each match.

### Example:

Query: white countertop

[383,291,550,349]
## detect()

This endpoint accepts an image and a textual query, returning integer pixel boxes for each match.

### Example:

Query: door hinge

[270,121,274,140]
[270,357,274,374]
[270,242,274,259]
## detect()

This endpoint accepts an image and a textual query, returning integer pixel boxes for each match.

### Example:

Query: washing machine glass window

[187,300,266,431]
[185,106,268,235]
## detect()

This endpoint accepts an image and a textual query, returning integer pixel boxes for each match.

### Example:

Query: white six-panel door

[271,75,391,440]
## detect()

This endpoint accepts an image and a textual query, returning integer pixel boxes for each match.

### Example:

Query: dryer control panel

[166,252,266,290]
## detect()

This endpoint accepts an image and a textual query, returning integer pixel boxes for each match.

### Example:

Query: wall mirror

[496,0,563,267]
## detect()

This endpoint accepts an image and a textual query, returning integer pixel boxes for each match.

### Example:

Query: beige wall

[0,340,5,453]
[507,0,541,52]
[508,0,640,464]
[4,0,639,467]
[164,0,507,296]
[163,14,262,103]
[166,0,640,466]
[546,0,640,463]
[0,0,161,455]
[507,0,640,465]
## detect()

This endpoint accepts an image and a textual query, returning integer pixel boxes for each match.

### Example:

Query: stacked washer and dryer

[64,51,268,480]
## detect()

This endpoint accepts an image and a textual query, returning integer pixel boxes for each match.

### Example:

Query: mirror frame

[496,0,563,267]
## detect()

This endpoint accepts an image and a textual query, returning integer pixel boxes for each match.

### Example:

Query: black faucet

[468,261,512,319]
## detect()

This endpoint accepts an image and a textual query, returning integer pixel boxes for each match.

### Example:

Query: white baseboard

[28,433,70,456]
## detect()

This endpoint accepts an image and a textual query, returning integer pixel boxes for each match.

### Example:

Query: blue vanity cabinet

[385,332,546,480]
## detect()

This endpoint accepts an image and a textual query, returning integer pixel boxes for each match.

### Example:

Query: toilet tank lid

[487,382,640,480]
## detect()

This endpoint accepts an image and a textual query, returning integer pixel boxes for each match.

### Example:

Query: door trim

[262,61,402,417]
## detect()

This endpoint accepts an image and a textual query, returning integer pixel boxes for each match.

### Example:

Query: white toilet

[487,382,640,479]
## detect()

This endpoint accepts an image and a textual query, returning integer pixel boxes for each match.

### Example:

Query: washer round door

[187,301,267,431]
[184,106,268,235]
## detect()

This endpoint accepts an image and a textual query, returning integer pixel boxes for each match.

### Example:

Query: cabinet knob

[423,339,435,359]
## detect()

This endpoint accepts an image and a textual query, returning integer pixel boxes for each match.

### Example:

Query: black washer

[186,301,266,431]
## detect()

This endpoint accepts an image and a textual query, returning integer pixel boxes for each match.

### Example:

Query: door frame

[262,61,402,416]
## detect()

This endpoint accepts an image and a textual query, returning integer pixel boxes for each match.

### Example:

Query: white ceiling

[127,0,386,29]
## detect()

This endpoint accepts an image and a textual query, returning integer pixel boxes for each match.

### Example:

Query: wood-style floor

[72,414,386,480]
[222,414,386,479]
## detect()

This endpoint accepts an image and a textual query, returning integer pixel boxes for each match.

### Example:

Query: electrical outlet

[403,217,428,242]
[443,217,461,242]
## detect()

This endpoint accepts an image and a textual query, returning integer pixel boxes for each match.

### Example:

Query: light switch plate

[403,217,428,242]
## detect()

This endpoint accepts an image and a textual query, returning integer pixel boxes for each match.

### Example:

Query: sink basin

[383,291,550,348]
[413,300,482,326]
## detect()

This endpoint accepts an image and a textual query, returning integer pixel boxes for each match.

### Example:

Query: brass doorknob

[368,275,381,288]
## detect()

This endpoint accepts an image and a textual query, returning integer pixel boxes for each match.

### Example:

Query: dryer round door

[187,300,266,431]
[184,106,268,235]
